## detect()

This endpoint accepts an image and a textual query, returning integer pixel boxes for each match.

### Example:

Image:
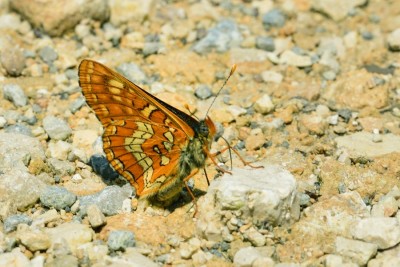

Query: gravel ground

[1,0,400,266]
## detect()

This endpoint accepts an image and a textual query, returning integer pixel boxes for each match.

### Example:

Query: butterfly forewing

[78,59,215,203]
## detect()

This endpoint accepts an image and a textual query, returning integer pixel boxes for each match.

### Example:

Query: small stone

[47,158,76,176]
[195,84,213,100]
[262,9,286,28]
[352,217,400,249]
[192,19,242,54]
[3,214,32,233]
[300,114,327,135]
[335,236,378,266]
[245,228,266,247]
[1,46,25,76]
[4,124,32,136]
[32,209,60,226]
[89,154,119,181]
[260,71,283,84]
[328,114,339,125]
[17,228,51,252]
[280,50,313,67]
[255,36,275,51]
[40,186,77,210]
[108,230,136,251]
[79,185,133,216]
[371,196,398,217]
[254,94,274,114]
[86,204,106,228]
[39,46,58,64]
[47,140,72,160]
[143,42,163,56]
[3,84,28,107]
[116,62,148,84]
[43,116,72,141]
[233,246,264,267]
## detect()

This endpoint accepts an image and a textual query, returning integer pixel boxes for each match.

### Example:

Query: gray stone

[79,185,133,216]
[255,36,275,51]
[192,19,242,54]
[335,236,377,265]
[107,230,135,251]
[352,217,400,249]
[4,124,32,136]
[39,46,58,64]
[116,62,148,84]
[3,84,28,107]
[195,84,213,100]
[262,9,286,28]
[40,186,77,210]
[335,132,400,158]
[42,116,72,141]
[47,158,76,176]
[142,42,163,56]
[3,214,32,233]
[0,170,45,219]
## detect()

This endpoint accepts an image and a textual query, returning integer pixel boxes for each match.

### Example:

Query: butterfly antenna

[205,64,237,117]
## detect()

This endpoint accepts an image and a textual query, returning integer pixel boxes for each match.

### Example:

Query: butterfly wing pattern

[78,59,216,204]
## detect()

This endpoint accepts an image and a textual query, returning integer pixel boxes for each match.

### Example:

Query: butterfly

[78,59,233,206]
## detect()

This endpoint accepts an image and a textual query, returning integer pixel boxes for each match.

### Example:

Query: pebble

[78,185,133,216]
[42,116,72,141]
[88,154,119,181]
[387,28,400,51]
[260,70,283,84]
[194,84,213,100]
[351,217,400,249]
[32,209,60,226]
[47,140,72,160]
[107,230,136,251]
[17,227,51,252]
[233,246,266,267]
[3,84,28,107]
[47,158,76,176]
[116,62,148,84]
[192,19,242,54]
[86,204,106,228]
[0,249,31,267]
[0,45,25,76]
[39,46,58,64]
[3,214,33,233]
[254,94,274,114]
[334,236,377,266]
[4,124,32,136]
[262,9,286,28]
[255,36,275,51]
[46,222,94,252]
[40,186,77,210]
[245,227,266,247]
[143,42,163,56]
[280,50,313,67]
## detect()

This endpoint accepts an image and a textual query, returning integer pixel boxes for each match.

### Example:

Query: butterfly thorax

[153,117,215,203]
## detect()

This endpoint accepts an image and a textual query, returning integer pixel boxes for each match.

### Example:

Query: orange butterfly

[78,59,231,205]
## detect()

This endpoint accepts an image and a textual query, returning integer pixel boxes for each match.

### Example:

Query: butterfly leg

[210,147,263,169]
[183,168,201,216]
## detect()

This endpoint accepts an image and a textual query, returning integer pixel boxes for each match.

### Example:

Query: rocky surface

[1,0,400,266]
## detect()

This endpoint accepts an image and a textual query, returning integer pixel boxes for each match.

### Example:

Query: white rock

[335,236,377,265]
[45,222,94,254]
[47,140,72,160]
[197,165,299,241]
[279,50,312,67]
[233,247,264,267]
[254,94,274,114]
[371,196,398,217]
[388,28,400,51]
[351,217,400,249]
[0,248,30,267]
[335,132,400,158]
[260,70,283,84]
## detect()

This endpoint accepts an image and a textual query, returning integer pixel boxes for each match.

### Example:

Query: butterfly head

[198,116,216,142]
